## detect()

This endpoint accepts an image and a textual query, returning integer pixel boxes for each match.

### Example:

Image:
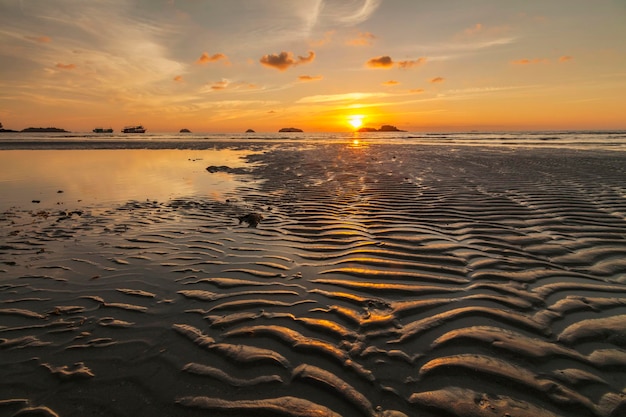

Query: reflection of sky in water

[0,149,256,210]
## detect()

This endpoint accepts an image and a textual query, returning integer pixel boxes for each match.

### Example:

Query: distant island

[21,127,70,133]
[0,123,17,132]
[180,128,192,133]
[279,127,303,132]
[245,129,255,133]
[358,125,405,132]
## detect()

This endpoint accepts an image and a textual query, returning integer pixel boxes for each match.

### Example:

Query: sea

[1,129,626,150]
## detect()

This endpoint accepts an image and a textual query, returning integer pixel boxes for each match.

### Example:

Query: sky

[1,0,625,133]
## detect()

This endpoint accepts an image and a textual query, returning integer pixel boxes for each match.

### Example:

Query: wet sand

[1,142,626,417]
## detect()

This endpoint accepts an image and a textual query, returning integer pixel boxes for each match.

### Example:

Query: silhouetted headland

[180,128,192,133]
[279,127,303,132]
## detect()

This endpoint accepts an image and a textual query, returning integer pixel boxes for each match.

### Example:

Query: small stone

[238,213,263,228]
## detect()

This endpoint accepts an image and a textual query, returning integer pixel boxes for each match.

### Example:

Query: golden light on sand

[348,115,364,129]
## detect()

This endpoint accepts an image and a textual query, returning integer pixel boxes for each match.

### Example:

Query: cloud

[196,52,228,65]
[260,51,315,71]
[201,79,258,93]
[346,31,375,46]
[298,75,323,82]
[511,58,548,65]
[310,30,335,47]
[334,0,383,25]
[559,55,574,62]
[367,56,427,69]
[464,23,484,36]
[458,22,511,40]
[297,92,389,104]
[173,75,184,82]
[209,79,229,90]
[382,80,399,86]
[366,55,393,68]
[409,88,424,94]
[397,57,427,69]
[56,63,76,70]
[25,35,52,43]
[430,77,445,83]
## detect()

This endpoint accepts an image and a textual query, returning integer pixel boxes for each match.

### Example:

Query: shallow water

[1,142,626,417]
[0,148,258,211]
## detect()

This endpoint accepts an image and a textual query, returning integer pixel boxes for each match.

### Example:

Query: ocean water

[1,129,626,150]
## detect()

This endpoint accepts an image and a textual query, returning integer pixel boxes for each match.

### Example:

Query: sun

[348,115,364,129]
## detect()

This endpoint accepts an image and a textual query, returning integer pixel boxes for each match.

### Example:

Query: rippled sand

[1,143,626,417]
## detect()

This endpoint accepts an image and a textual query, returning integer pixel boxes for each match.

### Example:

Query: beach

[1,138,626,417]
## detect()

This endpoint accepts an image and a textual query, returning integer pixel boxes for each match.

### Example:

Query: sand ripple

[1,144,626,416]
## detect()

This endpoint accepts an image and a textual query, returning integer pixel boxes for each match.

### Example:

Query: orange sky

[1,0,625,132]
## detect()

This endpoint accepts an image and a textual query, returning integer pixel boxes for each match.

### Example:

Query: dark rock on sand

[207,165,231,173]
[279,127,303,133]
[238,213,263,228]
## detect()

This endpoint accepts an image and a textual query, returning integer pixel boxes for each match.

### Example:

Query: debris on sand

[238,213,263,228]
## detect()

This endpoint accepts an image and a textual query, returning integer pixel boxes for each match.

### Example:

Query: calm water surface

[0,148,257,211]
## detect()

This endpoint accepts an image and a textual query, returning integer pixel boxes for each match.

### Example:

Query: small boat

[122,125,146,133]
[93,127,113,133]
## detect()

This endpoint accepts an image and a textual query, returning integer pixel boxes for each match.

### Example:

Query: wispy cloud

[25,35,52,43]
[200,79,258,93]
[297,92,389,104]
[559,55,574,62]
[398,58,427,69]
[367,56,427,69]
[298,75,323,82]
[56,63,76,70]
[430,77,445,83]
[320,0,382,26]
[458,23,511,39]
[260,51,315,71]
[511,58,549,65]
[196,52,229,65]
[346,31,375,46]
[382,80,399,86]
[309,30,335,47]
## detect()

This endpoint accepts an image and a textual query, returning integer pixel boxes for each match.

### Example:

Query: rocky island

[21,127,70,133]
[278,127,303,132]
[179,128,192,133]
[358,124,405,132]
[0,122,17,133]
[245,129,255,133]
